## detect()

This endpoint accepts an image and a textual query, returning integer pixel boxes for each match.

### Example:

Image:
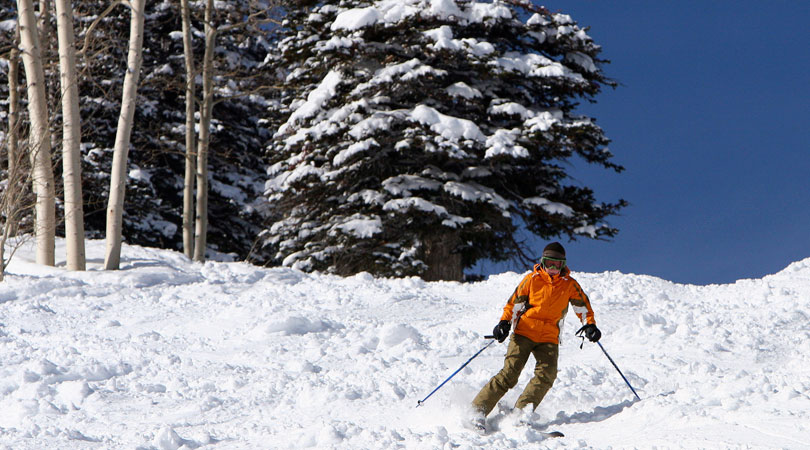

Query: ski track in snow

[1,240,809,449]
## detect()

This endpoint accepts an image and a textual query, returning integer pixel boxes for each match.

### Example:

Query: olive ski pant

[472,333,558,416]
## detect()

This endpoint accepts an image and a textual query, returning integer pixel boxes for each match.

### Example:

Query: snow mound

[267,315,343,336]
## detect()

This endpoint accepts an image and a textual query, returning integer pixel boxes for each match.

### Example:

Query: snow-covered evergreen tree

[265,0,626,279]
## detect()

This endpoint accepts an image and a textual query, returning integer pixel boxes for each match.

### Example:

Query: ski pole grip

[484,335,495,339]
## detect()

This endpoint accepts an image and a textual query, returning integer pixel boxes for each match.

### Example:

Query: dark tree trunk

[423,232,463,281]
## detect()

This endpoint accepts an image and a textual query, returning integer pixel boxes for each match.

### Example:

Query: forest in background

[1,0,624,280]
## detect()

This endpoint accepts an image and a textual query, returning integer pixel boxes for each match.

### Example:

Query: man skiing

[471,242,601,432]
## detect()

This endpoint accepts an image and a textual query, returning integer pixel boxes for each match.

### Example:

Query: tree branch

[77,0,123,60]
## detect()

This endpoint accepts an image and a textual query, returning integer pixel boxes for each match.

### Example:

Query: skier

[470,242,601,432]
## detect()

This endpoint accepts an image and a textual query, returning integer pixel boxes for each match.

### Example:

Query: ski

[467,420,564,438]
[539,430,564,438]
[469,428,563,438]
[521,421,564,438]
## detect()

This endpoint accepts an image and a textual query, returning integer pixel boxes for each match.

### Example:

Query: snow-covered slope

[1,240,809,449]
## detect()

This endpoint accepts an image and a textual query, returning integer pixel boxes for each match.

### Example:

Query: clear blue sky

[477,1,810,285]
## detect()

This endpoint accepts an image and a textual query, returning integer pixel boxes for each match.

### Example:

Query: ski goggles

[541,257,566,271]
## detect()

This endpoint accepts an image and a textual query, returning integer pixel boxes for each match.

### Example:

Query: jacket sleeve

[500,273,532,321]
[569,280,596,325]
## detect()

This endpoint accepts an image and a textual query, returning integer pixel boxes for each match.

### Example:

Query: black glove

[493,320,511,343]
[576,324,601,342]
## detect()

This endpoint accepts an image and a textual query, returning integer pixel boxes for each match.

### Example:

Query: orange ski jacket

[500,264,596,344]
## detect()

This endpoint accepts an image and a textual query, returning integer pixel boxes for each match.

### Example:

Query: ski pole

[597,341,641,401]
[416,339,495,407]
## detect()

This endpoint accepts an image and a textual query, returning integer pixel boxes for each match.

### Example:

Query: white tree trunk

[192,0,215,262]
[38,0,51,43]
[104,0,145,270]
[55,0,86,271]
[1,25,22,281]
[7,24,21,205]
[181,0,196,259]
[18,0,56,266]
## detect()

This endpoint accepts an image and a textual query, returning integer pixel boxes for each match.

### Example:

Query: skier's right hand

[493,320,511,343]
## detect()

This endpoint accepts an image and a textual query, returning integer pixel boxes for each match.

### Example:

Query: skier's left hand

[576,323,601,342]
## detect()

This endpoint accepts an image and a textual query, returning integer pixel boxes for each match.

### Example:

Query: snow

[526,109,564,133]
[283,163,324,187]
[524,196,576,217]
[383,196,448,215]
[348,111,394,140]
[566,51,598,73]
[528,13,550,26]
[327,0,513,30]
[495,52,585,82]
[485,128,530,159]
[410,105,485,143]
[443,181,511,213]
[423,26,495,56]
[382,175,442,196]
[331,7,383,31]
[333,138,378,167]
[381,197,472,228]
[0,19,17,32]
[332,215,383,239]
[132,213,179,240]
[352,59,448,97]
[2,239,809,448]
[489,102,533,119]
[445,82,482,99]
[347,189,386,206]
[574,223,599,238]
[314,36,358,52]
[375,59,447,83]
[277,70,343,136]
[128,167,152,184]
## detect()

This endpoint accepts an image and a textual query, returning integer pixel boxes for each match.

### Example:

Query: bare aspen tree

[1,130,33,282]
[38,0,59,119]
[0,146,33,282]
[8,24,21,208]
[186,1,279,262]
[104,0,145,270]
[2,25,23,281]
[55,0,86,270]
[192,0,214,262]
[37,0,54,76]
[180,0,196,259]
[38,0,52,43]
[18,0,57,266]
